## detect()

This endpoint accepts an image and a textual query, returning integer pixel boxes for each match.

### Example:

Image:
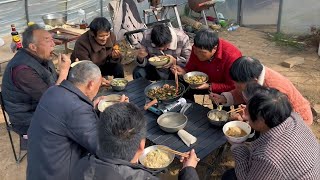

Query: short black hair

[194,29,219,51]
[242,82,267,101]
[230,56,264,83]
[248,87,292,128]
[89,17,112,36]
[97,102,146,161]
[150,24,172,47]
[22,24,43,48]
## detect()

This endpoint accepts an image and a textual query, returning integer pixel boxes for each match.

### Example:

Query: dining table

[98,78,228,179]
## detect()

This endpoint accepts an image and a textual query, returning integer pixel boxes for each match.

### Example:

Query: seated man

[27,61,128,180]
[211,56,313,125]
[71,102,200,180]
[71,17,124,78]
[133,23,191,80]
[1,24,70,137]
[172,29,242,101]
[222,87,320,179]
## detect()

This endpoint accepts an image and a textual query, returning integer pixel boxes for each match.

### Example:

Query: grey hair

[68,60,101,85]
[22,24,43,48]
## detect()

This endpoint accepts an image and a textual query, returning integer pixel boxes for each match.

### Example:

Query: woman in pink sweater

[211,56,313,125]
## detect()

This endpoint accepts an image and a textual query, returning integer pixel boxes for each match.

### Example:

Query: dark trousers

[221,169,237,180]
[99,62,124,78]
[12,124,29,135]
[133,64,174,81]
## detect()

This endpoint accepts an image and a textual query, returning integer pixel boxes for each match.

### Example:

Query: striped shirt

[232,113,320,180]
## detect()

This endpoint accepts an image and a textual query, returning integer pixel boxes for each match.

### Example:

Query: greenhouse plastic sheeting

[0,0,26,37]
[241,0,280,25]
[280,0,320,34]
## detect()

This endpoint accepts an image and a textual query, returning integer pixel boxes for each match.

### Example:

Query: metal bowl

[207,109,229,127]
[111,78,128,91]
[42,13,67,26]
[157,112,188,133]
[139,145,175,169]
[183,71,209,89]
[148,55,170,67]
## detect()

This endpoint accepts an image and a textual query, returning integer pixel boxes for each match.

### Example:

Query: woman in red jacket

[171,29,242,101]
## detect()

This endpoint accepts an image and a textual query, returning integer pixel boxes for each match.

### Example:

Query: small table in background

[49,28,82,54]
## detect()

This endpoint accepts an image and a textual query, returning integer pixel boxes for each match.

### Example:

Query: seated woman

[171,29,242,101]
[222,87,320,180]
[71,17,124,78]
[211,56,313,125]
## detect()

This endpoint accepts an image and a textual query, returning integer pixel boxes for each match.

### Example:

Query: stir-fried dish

[143,149,171,168]
[226,126,247,137]
[185,75,207,84]
[147,84,179,100]
[111,79,127,87]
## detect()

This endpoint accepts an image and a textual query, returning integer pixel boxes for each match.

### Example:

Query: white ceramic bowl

[139,145,175,169]
[222,121,253,143]
[97,94,121,112]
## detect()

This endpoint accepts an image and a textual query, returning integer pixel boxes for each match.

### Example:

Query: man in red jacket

[171,29,242,101]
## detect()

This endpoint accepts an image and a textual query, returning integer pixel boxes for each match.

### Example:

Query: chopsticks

[227,107,244,114]
[157,146,200,161]
[160,50,179,95]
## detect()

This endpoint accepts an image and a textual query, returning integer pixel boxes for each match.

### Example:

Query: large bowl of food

[207,109,229,127]
[97,94,121,112]
[42,13,67,26]
[148,55,170,68]
[183,71,208,88]
[111,78,128,91]
[222,121,253,143]
[139,145,175,169]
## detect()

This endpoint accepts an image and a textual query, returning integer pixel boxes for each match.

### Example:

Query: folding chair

[0,92,27,163]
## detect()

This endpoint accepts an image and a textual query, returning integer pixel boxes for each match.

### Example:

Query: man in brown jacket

[71,17,124,78]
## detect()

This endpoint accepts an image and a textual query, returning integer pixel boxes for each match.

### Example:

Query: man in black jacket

[27,61,127,180]
[71,102,200,180]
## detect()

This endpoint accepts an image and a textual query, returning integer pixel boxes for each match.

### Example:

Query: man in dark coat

[71,17,124,78]
[71,102,200,180]
[1,24,70,139]
[27,61,127,180]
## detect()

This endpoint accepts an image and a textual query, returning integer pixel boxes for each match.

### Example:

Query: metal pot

[144,80,185,103]
[157,103,191,133]
[42,13,67,26]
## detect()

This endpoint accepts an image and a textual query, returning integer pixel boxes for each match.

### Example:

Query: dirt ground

[0,27,319,180]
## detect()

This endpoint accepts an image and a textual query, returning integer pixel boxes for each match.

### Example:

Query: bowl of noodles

[183,71,208,89]
[139,145,175,169]
[148,55,170,68]
[97,94,122,112]
[222,121,253,143]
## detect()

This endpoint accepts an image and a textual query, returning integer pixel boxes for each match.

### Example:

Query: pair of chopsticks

[157,146,200,161]
[227,107,244,114]
[160,50,179,95]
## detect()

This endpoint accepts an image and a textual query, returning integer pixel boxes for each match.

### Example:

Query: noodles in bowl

[143,149,171,168]
[139,145,175,169]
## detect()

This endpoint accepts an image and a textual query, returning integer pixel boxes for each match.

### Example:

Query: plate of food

[97,94,122,112]
[183,71,208,88]
[148,55,170,68]
[139,145,175,169]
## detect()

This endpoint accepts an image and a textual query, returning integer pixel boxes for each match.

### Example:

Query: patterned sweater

[232,113,320,180]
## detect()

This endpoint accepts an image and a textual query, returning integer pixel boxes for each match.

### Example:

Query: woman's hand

[209,93,227,104]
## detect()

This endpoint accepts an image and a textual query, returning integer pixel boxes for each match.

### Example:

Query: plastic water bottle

[227,25,240,31]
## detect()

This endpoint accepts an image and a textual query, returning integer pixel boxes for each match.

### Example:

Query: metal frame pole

[25,0,29,23]
[277,0,283,33]
[100,0,103,16]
